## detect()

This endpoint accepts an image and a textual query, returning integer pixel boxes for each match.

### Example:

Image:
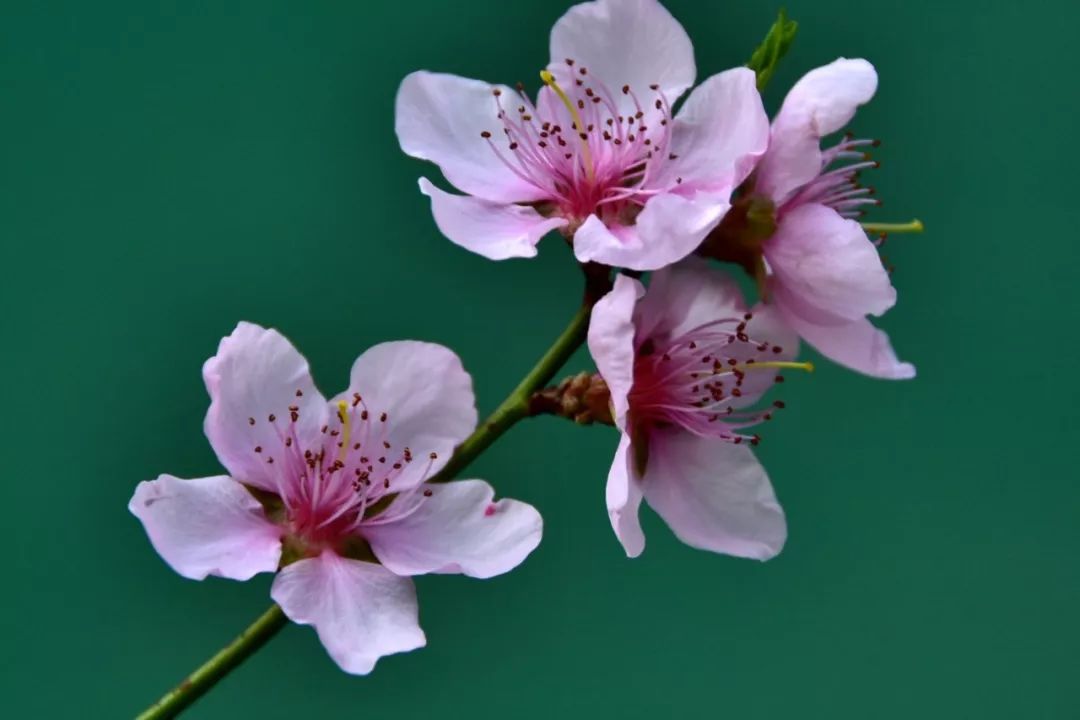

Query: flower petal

[636,256,747,341]
[606,433,645,557]
[396,72,551,203]
[418,178,567,261]
[587,273,644,429]
[334,341,477,491]
[364,480,542,579]
[548,0,695,115]
[765,203,896,321]
[642,431,786,559]
[772,281,915,379]
[756,58,878,204]
[649,68,769,194]
[129,474,281,581]
[271,553,425,675]
[203,322,328,492]
[573,194,728,272]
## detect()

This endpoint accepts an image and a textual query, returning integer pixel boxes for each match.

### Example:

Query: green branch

[429,272,603,482]
[135,604,288,720]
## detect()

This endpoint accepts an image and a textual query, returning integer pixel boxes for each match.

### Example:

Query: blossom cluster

[131,0,916,680]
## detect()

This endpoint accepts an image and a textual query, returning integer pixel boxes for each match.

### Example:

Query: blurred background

[2,1,1076,717]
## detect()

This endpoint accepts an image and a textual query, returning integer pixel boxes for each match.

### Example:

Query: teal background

[2,1,1076,717]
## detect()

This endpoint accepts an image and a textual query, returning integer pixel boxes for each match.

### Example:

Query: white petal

[587,274,644,429]
[773,282,915,380]
[202,322,328,492]
[649,68,769,194]
[635,255,747,340]
[572,194,728,272]
[606,433,645,557]
[334,341,477,491]
[396,71,552,203]
[365,480,542,579]
[643,431,786,559]
[765,203,896,321]
[756,58,878,204]
[129,474,281,581]
[271,553,426,675]
[419,178,566,261]
[548,0,695,116]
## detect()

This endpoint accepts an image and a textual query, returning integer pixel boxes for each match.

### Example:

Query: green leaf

[746,8,799,91]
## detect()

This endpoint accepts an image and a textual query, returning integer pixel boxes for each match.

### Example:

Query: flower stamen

[336,400,351,464]
[860,219,924,234]
[539,69,595,184]
[727,360,815,375]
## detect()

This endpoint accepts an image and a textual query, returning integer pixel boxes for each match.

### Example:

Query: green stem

[429,299,594,484]
[429,262,609,483]
[135,604,287,720]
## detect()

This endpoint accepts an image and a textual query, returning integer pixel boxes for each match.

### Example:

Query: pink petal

[649,68,769,195]
[364,480,542,579]
[548,0,695,116]
[418,178,567,261]
[334,341,476,491]
[636,256,746,340]
[756,58,878,204]
[765,203,896,321]
[642,431,786,559]
[271,553,425,675]
[772,281,915,379]
[396,72,551,204]
[606,433,645,557]
[203,322,328,492]
[587,273,644,429]
[129,474,281,581]
[572,194,729,272]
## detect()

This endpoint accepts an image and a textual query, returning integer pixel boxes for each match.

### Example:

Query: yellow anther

[860,219,924,234]
[539,69,595,183]
[336,400,351,463]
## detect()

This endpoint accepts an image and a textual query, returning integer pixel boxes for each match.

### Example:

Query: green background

[2,1,1076,717]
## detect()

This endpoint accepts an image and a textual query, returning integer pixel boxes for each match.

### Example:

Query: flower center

[630,314,813,445]
[697,194,777,286]
[700,135,924,283]
[480,58,678,222]
[245,391,440,550]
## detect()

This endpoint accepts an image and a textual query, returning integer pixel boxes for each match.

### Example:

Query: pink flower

[753,58,915,379]
[587,258,806,558]
[395,0,768,270]
[130,322,542,674]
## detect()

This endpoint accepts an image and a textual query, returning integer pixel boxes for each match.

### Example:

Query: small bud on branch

[530,371,614,426]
